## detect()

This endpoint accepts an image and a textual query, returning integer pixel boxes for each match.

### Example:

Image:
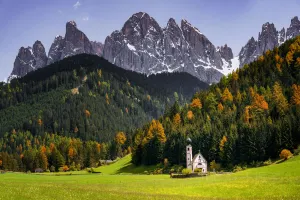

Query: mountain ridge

[7,13,300,84]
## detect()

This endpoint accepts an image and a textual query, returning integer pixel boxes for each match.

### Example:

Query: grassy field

[0,155,300,200]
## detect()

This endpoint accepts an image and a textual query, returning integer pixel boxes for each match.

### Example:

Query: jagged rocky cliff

[8,14,300,83]
[238,16,300,67]
[103,12,236,84]
[9,21,103,80]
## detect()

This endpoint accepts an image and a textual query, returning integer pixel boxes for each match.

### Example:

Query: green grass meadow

[0,155,300,200]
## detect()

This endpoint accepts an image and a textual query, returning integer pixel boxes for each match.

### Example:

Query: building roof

[192,153,207,163]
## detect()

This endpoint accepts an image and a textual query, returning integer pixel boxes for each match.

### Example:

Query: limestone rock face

[238,16,300,68]
[286,16,300,40]
[8,40,48,81]
[91,41,104,56]
[218,44,234,63]
[103,12,234,84]
[48,21,95,65]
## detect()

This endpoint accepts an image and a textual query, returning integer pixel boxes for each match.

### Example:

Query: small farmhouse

[186,138,207,173]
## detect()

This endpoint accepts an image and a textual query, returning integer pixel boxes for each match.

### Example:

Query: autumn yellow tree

[190,98,202,109]
[187,110,194,120]
[68,147,75,159]
[173,113,181,127]
[74,126,79,133]
[85,110,91,117]
[217,103,224,112]
[50,143,55,152]
[279,149,293,160]
[291,84,300,106]
[252,93,269,111]
[222,88,233,102]
[115,132,127,145]
[63,165,69,172]
[244,106,251,124]
[219,136,227,151]
[96,143,101,154]
[0,160,2,167]
[273,82,288,115]
[148,120,166,143]
[40,146,47,154]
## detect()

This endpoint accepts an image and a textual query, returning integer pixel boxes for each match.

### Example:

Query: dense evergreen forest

[132,36,300,169]
[0,54,208,171]
[0,54,207,142]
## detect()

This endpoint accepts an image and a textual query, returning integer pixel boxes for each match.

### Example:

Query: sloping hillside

[132,36,300,167]
[0,54,208,142]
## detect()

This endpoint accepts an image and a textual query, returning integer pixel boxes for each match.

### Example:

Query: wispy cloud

[73,1,81,10]
[82,16,89,21]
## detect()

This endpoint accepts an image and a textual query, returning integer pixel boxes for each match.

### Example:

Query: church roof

[192,152,207,163]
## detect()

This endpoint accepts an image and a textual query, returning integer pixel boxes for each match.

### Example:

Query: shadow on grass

[114,160,156,174]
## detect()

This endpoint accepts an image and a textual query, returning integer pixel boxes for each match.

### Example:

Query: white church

[186,138,207,173]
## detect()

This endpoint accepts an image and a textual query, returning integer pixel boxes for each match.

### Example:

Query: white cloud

[82,16,89,21]
[73,1,81,10]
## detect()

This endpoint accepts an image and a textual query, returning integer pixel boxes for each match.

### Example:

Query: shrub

[63,165,69,172]
[280,149,293,160]
[50,165,55,172]
[45,169,50,173]
[210,160,221,171]
[194,168,202,173]
[153,168,163,174]
[69,162,76,171]
[233,165,243,173]
[294,146,300,156]
[182,168,192,175]
[263,159,272,166]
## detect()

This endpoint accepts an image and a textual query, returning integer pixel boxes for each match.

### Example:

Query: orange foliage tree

[68,147,75,159]
[219,136,227,152]
[63,165,69,172]
[187,110,194,120]
[85,110,91,117]
[40,146,47,154]
[190,98,202,109]
[217,103,224,112]
[279,149,293,160]
[173,113,181,127]
[0,160,2,167]
[252,93,269,111]
[96,143,101,154]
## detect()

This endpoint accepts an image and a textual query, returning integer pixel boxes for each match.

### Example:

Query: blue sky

[0,0,300,81]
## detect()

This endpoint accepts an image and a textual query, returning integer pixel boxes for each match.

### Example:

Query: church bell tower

[186,138,193,170]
